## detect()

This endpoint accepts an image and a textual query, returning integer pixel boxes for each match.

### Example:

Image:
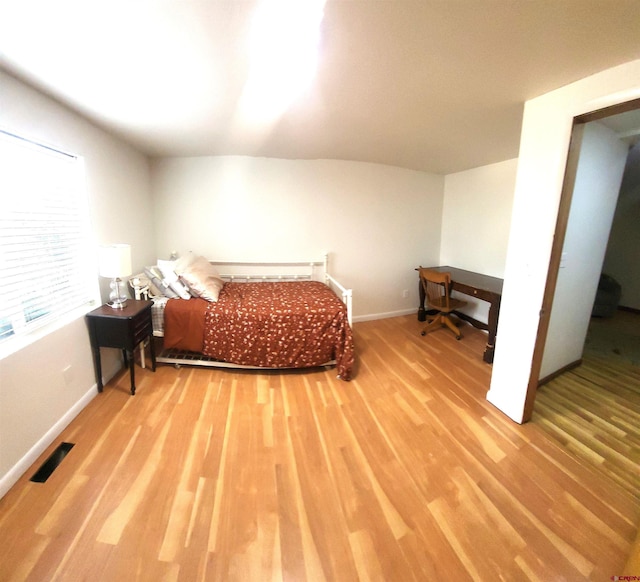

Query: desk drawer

[453,282,494,303]
[89,308,152,349]
[131,307,152,344]
[92,318,132,349]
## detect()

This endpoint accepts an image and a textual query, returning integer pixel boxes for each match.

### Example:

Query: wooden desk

[417,266,503,363]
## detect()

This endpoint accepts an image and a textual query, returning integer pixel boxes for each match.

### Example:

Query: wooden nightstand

[86,300,156,395]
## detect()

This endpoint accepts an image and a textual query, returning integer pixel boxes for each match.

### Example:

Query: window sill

[0,301,99,361]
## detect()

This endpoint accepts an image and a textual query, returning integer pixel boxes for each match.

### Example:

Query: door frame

[521,97,640,422]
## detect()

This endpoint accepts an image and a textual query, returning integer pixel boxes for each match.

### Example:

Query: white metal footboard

[325,273,353,327]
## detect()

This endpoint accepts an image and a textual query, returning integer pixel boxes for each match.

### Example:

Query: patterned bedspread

[163,281,354,380]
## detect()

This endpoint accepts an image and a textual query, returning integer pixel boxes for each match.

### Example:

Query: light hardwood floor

[1,315,639,581]
[533,354,640,500]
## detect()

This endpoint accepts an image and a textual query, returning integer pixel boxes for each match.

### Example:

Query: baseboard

[353,308,490,331]
[619,305,640,314]
[0,385,98,500]
[353,308,416,323]
[538,359,582,387]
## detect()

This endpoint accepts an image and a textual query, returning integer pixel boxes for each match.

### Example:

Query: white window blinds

[0,130,96,344]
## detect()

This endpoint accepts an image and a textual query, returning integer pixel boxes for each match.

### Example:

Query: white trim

[0,385,97,500]
[353,308,416,323]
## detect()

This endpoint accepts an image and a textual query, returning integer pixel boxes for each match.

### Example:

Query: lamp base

[108,277,128,309]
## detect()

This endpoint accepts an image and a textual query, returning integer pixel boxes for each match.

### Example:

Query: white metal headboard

[211,255,327,282]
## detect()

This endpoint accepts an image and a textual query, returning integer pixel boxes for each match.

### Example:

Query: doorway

[522,98,640,422]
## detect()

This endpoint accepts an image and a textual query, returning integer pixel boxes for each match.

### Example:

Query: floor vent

[30,442,75,483]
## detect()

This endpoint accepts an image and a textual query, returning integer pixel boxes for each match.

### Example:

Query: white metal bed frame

[153,253,353,370]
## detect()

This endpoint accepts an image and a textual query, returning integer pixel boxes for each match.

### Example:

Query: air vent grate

[30,442,75,483]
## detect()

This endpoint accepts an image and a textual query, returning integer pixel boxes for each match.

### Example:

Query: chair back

[419,268,453,311]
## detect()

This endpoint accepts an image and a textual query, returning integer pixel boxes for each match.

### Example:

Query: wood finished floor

[533,354,640,500]
[1,315,639,581]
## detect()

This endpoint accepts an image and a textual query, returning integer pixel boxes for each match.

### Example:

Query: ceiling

[2,1,640,175]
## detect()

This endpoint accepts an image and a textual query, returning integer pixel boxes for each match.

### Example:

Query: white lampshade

[98,244,132,278]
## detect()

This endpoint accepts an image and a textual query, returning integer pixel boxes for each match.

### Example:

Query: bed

[143,254,354,380]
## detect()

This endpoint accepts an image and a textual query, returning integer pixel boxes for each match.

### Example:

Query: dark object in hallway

[592,273,621,318]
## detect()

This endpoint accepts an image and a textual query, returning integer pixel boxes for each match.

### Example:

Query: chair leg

[443,315,462,339]
[421,313,463,340]
[421,314,445,335]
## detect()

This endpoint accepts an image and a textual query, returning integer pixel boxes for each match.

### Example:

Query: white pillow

[168,279,192,300]
[154,260,191,299]
[144,266,178,298]
[157,259,178,283]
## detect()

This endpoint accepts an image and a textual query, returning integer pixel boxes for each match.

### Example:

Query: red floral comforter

[164,281,354,380]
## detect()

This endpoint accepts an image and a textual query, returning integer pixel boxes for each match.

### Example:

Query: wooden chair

[419,268,467,340]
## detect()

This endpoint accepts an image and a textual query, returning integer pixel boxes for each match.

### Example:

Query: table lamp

[99,244,132,308]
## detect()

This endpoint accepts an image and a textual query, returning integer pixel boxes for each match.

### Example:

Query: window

[0,130,96,348]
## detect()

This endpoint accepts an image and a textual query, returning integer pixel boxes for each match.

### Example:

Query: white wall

[540,121,627,378]
[0,71,156,497]
[441,159,517,323]
[602,141,640,309]
[487,59,640,423]
[151,156,444,320]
